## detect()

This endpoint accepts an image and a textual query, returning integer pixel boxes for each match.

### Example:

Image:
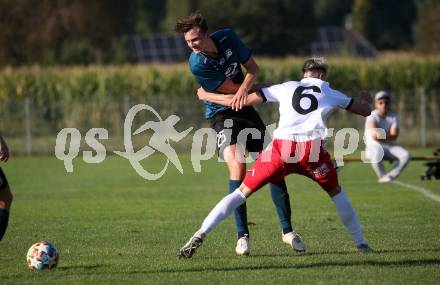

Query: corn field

[0,57,439,155]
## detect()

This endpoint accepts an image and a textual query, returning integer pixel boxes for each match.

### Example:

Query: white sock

[197,189,246,238]
[332,189,367,246]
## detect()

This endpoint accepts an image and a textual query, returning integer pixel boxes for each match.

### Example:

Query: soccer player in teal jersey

[175,12,305,255]
[0,134,12,241]
[178,57,374,258]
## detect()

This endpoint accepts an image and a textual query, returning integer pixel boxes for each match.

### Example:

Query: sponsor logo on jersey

[225,63,239,79]
[225,49,232,59]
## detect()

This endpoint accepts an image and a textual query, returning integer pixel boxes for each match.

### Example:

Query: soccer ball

[26,241,59,270]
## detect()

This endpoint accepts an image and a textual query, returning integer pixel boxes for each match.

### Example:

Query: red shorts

[243,139,339,193]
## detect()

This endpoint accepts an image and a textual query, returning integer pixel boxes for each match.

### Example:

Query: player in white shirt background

[364,91,410,183]
[178,57,374,258]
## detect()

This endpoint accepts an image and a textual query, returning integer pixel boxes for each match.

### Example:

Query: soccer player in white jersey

[178,57,374,258]
[364,91,410,183]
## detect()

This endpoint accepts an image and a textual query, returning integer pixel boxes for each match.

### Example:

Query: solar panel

[310,26,377,57]
[126,34,187,63]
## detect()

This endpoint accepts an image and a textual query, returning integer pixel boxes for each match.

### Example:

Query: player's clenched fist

[231,88,248,111]
[359,91,372,105]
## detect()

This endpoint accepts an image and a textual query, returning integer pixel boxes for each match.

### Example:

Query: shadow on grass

[376,248,440,254]
[252,247,440,258]
[24,256,439,278]
[0,265,105,281]
[57,264,104,271]
[143,258,440,274]
[38,249,440,276]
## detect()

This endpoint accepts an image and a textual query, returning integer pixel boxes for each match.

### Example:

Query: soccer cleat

[178,234,204,259]
[378,175,392,183]
[357,244,374,254]
[282,231,307,252]
[235,235,250,256]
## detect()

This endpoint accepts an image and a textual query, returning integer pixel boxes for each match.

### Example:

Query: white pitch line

[392,180,440,203]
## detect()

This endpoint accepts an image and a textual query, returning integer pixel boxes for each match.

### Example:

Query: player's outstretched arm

[197,87,263,109]
[346,91,372,117]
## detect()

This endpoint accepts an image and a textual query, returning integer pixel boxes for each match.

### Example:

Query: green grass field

[0,151,439,284]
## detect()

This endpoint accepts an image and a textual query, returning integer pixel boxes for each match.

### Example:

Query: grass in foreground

[0,152,439,284]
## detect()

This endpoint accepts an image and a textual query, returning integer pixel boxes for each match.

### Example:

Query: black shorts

[0,168,8,190]
[209,106,267,159]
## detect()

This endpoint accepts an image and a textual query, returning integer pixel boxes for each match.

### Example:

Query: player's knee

[400,151,410,164]
[227,157,245,168]
[394,151,410,165]
[224,148,246,174]
[227,161,246,178]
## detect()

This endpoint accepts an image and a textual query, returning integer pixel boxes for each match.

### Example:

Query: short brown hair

[174,11,208,34]
[302,57,329,75]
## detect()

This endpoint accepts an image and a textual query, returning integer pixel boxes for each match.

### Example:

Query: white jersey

[261,77,353,141]
[364,109,400,145]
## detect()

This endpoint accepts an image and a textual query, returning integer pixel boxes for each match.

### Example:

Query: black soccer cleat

[178,235,203,259]
[357,244,374,254]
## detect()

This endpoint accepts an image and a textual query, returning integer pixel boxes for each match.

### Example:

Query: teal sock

[269,179,293,232]
[0,208,9,241]
[229,180,249,238]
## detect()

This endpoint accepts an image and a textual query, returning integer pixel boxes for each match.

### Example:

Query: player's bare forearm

[367,121,397,142]
[356,98,397,142]
[366,122,383,141]
[197,91,234,106]
[231,57,260,110]
[347,100,371,117]
[386,128,399,141]
[197,87,263,108]
[370,131,397,142]
[240,57,259,91]
[347,91,372,117]
[240,68,258,92]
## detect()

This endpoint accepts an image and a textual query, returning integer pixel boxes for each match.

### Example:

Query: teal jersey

[189,28,252,119]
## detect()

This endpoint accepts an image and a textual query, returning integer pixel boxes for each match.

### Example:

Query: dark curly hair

[174,11,208,34]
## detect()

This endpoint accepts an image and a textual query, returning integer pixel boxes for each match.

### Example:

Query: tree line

[0,0,438,65]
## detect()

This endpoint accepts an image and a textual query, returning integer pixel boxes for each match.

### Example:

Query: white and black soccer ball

[26,241,59,270]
